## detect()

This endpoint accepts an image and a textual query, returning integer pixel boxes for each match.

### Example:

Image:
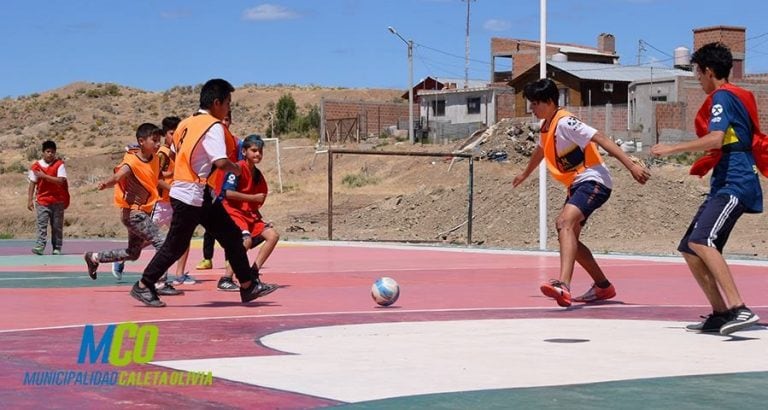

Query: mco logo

[77,323,159,366]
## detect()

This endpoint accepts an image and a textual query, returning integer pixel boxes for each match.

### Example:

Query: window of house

[432,99,446,116]
[651,95,667,102]
[558,88,569,107]
[467,97,481,114]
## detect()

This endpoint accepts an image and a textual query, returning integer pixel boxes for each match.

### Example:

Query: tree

[274,94,297,135]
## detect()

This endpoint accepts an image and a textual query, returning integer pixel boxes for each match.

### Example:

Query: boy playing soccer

[83,123,181,296]
[218,134,280,290]
[112,116,196,286]
[27,140,69,255]
[512,78,650,307]
[651,42,762,335]
[130,79,276,307]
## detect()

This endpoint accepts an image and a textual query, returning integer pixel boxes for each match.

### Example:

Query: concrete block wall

[562,105,629,136]
[654,79,768,144]
[494,92,517,120]
[322,99,414,138]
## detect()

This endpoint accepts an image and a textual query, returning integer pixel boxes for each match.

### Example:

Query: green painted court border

[337,371,768,409]
[0,271,139,288]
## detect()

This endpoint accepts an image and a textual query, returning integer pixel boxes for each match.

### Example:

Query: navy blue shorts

[678,194,745,255]
[565,180,612,224]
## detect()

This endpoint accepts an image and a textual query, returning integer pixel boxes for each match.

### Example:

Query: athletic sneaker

[720,307,760,336]
[240,280,278,303]
[84,252,99,280]
[130,282,165,307]
[573,283,616,303]
[52,249,62,256]
[540,279,572,307]
[155,283,184,296]
[31,246,44,256]
[685,312,730,333]
[111,261,125,280]
[172,272,197,286]
[217,277,239,291]
[196,259,213,270]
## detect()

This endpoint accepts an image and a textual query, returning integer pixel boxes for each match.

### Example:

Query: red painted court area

[0,240,766,408]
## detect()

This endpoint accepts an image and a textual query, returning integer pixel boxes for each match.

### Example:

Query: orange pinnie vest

[157,145,174,202]
[541,109,604,186]
[172,113,238,192]
[113,151,161,214]
[31,159,69,208]
[689,83,768,178]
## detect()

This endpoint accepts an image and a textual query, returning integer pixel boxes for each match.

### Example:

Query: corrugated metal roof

[549,61,693,82]
[418,87,494,96]
[512,39,615,57]
[557,45,615,57]
[434,77,488,89]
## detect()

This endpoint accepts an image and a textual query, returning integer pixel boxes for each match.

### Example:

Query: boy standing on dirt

[27,140,69,255]
[512,78,650,308]
[217,134,280,290]
[651,42,762,335]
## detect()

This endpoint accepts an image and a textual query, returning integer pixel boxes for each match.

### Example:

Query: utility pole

[637,39,646,65]
[463,0,476,89]
[388,26,415,144]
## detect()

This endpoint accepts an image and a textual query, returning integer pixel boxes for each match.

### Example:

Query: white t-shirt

[169,111,228,206]
[28,159,67,182]
[538,115,612,189]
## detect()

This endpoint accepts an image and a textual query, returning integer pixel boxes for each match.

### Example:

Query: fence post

[467,156,474,245]
[327,150,333,240]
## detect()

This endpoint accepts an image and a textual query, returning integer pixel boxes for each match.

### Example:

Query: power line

[415,42,490,65]
[639,39,673,58]
[747,31,768,41]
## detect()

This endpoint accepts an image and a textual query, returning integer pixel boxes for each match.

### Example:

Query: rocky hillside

[2,82,768,259]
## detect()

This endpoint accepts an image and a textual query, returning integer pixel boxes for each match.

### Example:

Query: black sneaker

[84,252,99,280]
[685,312,730,333]
[720,307,760,336]
[155,283,184,296]
[217,277,240,291]
[130,282,166,307]
[240,281,278,303]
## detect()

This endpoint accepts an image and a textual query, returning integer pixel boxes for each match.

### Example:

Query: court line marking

[3,303,766,334]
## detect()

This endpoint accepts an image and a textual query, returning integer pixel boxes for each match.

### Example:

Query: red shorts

[228,210,266,238]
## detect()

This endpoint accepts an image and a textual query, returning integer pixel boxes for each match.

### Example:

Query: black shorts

[565,180,612,224]
[678,194,745,255]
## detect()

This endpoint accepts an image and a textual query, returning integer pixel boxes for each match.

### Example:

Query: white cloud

[483,19,511,32]
[242,4,300,21]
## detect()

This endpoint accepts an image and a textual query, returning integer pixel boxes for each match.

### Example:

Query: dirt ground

[2,83,767,259]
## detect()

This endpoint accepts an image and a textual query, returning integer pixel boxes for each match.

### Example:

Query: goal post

[326,148,475,245]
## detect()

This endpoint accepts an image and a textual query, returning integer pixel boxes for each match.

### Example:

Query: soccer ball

[371,277,400,306]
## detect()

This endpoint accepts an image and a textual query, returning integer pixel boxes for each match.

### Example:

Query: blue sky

[2,0,768,97]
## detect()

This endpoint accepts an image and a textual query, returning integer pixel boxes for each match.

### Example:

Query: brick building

[491,34,618,84]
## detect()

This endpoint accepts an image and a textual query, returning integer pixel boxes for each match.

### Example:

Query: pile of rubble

[452,118,540,164]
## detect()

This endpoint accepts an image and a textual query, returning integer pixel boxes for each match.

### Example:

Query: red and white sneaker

[540,279,572,307]
[573,283,616,303]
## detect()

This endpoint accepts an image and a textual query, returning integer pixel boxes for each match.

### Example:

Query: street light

[388,26,414,144]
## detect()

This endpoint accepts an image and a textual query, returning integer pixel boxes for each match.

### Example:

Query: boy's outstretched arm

[591,133,650,184]
[650,131,724,157]
[512,146,544,188]
[97,165,130,190]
